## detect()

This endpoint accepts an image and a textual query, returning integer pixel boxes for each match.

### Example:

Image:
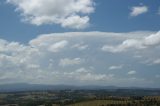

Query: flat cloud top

[0,31,160,87]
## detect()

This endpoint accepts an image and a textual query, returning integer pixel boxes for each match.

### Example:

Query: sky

[0,0,160,87]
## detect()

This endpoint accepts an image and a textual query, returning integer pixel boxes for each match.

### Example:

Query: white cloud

[108,65,123,70]
[64,68,114,81]
[72,43,88,50]
[76,68,90,73]
[48,40,68,52]
[144,31,160,46]
[153,59,160,65]
[128,70,136,75]
[61,15,89,29]
[130,5,148,17]
[147,59,160,65]
[102,39,144,53]
[80,73,114,81]
[0,31,159,86]
[59,58,83,67]
[102,31,160,53]
[7,0,95,29]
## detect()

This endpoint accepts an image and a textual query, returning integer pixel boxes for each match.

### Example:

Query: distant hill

[0,83,118,92]
[0,83,159,92]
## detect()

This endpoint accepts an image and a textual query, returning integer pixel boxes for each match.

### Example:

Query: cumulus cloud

[128,71,136,75]
[102,31,160,53]
[108,65,123,70]
[7,0,95,29]
[59,58,83,67]
[130,5,148,17]
[0,31,160,86]
[64,68,114,81]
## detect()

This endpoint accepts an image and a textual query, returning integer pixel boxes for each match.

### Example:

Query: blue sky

[0,0,160,42]
[0,0,160,87]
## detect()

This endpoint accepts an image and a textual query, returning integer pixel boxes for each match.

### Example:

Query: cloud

[102,39,144,53]
[128,71,136,75]
[0,31,160,86]
[48,40,68,52]
[152,59,160,65]
[102,31,160,53]
[64,68,114,81]
[7,0,95,29]
[108,65,123,70]
[61,15,89,29]
[130,5,148,17]
[146,59,160,65]
[72,43,88,50]
[59,58,83,67]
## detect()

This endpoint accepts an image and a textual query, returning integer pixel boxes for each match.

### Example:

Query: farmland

[69,96,160,106]
[0,88,160,106]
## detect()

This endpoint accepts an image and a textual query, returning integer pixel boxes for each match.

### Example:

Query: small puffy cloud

[7,0,95,29]
[59,58,83,67]
[108,65,123,70]
[128,70,136,75]
[130,5,148,17]
[102,31,160,53]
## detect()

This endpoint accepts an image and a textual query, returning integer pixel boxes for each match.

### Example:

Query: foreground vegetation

[0,89,160,106]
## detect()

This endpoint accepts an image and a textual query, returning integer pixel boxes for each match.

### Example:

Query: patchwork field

[69,97,160,106]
